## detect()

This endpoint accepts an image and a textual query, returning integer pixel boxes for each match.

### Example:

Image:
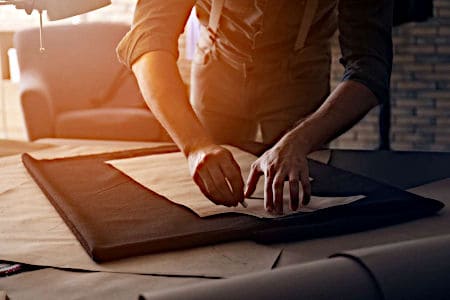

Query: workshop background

[0,0,449,151]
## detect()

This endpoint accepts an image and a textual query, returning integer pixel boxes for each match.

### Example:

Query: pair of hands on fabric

[132,51,377,215]
[188,136,311,214]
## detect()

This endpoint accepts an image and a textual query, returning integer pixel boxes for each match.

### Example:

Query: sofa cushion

[55,108,170,141]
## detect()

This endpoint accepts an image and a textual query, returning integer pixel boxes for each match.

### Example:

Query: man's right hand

[188,145,245,207]
[132,52,244,207]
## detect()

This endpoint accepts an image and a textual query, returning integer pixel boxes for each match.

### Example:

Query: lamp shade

[37,0,111,20]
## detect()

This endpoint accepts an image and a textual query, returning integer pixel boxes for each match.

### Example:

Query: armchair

[14,22,169,141]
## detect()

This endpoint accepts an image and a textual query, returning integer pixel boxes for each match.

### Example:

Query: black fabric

[394,0,434,26]
[22,147,444,262]
[330,150,450,189]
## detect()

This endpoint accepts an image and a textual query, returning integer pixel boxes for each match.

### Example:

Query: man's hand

[244,134,311,214]
[132,52,245,207]
[243,81,379,214]
[188,145,245,207]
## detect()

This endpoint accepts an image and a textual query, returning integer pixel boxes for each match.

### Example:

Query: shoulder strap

[295,0,319,51]
[208,0,317,50]
[208,0,225,42]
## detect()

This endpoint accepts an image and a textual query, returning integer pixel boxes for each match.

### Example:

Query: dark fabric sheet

[22,147,444,262]
[330,150,450,189]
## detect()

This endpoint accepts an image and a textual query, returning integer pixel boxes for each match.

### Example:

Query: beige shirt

[117,0,393,103]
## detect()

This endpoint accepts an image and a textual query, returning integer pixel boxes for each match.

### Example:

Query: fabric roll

[333,234,450,300]
[140,234,450,300]
[140,257,381,300]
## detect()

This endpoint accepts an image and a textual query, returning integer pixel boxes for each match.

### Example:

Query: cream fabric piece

[0,268,206,300]
[0,146,280,278]
[0,139,52,158]
[107,147,363,218]
[307,149,331,165]
[0,155,29,195]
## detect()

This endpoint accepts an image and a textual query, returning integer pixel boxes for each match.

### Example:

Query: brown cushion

[55,108,169,141]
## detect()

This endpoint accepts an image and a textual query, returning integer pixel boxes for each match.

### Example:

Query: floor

[0,80,27,140]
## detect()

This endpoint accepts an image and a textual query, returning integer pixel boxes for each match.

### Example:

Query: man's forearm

[132,51,213,155]
[132,51,245,206]
[287,80,379,153]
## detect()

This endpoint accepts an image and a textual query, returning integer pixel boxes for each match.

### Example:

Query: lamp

[0,0,111,20]
[1,0,111,51]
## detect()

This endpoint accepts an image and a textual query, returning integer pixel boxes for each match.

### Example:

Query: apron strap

[295,0,319,51]
[208,0,225,43]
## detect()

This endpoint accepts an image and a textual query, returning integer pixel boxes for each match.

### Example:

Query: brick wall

[331,0,450,151]
[1,1,449,151]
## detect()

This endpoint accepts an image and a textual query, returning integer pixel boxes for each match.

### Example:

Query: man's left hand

[244,134,311,214]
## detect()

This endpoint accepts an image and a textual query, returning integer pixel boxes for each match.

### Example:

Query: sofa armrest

[19,74,55,140]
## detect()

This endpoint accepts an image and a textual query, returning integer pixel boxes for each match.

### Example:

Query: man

[117,0,393,215]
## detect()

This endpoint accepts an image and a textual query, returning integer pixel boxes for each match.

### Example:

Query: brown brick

[391,143,416,151]
[436,100,450,109]
[437,8,450,18]
[333,140,377,150]
[437,118,450,126]
[435,0,450,8]
[394,116,436,126]
[393,98,435,108]
[396,81,436,90]
[437,46,450,54]
[396,45,436,55]
[396,64,434,72]
[393,36,416,45]
[429,144,450,152]
[409,27,437,36]
[391,72,414,81]
[392,126,416,134]
[413,72,450,81]
[392,107,415,117]
[416,108,450,117]
[393,55,415,63]
[435,134,450,144]
[393,133,434,143]
[435,64,450,72]
[354,133,379,143]
[418,91,450,100]
[438,26,450,36]
[351,122,378,131]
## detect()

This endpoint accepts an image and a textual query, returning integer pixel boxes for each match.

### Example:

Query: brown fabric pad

[22,147,444,262]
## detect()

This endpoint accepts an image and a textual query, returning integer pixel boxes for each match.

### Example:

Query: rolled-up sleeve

[338,0,393,104]
[117,0,196,68]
